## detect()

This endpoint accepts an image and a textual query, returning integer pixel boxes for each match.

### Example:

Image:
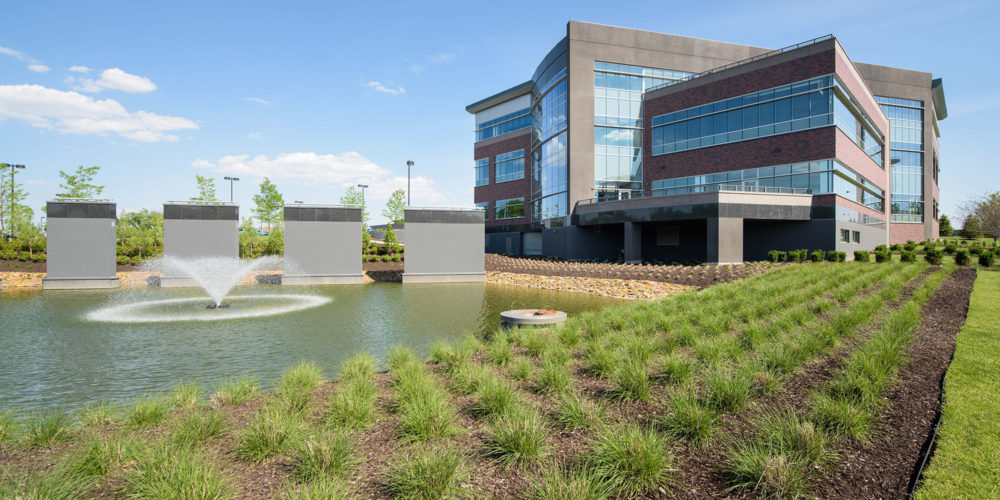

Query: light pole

[4,163,25,233]
[406,160,414,206]
[357,184,368,211]
[224,176,239,202]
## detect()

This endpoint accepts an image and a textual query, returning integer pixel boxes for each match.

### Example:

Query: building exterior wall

[473,131,531,227]
[402,209,485,282]
[44,201,118,289]
[162,204,239,284]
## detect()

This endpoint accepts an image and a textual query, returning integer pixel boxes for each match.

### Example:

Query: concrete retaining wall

[402,208,485,283]
[282,205,363,285]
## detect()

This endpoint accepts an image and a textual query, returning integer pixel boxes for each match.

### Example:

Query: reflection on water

[0,283,621,411]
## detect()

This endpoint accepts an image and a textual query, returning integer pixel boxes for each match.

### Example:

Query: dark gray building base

[282,274,364,285]
[42,277,120,290]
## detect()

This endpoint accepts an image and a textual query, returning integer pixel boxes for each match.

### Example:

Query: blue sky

[1,0,996,225]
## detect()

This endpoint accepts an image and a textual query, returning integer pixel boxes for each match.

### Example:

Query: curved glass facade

[530,67,569,222]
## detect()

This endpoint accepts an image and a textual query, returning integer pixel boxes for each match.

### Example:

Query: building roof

[465,81,533,114]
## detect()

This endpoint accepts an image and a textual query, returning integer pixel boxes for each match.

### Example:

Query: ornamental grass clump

[528,463,611,500]
[278,361,325,414]
[67,434,143,478]
[658,353,693,385]
[78,400,120,428]
[283,478,355,500]
[584,342,617,378]
[485,405,550,468]
[0,410,15,443]
[487,337,514,366]
[472,372,519,419]
[705,369,753,412]
[125,444,230,499]
[22,411,72,449]
[237,407,302,462]
[554,392,606,430]
[339,351,376,382]
[535,359,572,395]
[660,391,718,446]
[511,358,533,381]
[326,377,377,430]
[388,445,468,500]
[172,409,226,448]
[587,424,675,497]
[611,359,652,402]
[170,381,203,410]
[212,374,259,406]
[291,432,357,482]
[124,396,172,430]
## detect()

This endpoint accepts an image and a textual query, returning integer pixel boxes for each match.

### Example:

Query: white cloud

[69,65,91,73]
[72,68,157,93]
[244,97,270,105]
[248,132,262,139]
[192,152,390,185]
[0,46,49,73]
[364,80,405,95]
[428,52,455,65]
[0,84,198,142]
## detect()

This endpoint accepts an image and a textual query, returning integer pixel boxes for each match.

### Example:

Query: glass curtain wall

[531,68,569,222]
[876,96,924,223]
[594,62,691,202]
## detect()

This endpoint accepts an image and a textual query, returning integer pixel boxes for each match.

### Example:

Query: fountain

[85,255,330,323]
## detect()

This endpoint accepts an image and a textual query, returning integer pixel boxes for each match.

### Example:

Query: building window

[841,229,850,243]
[475,202,489,221]
[475,108,531,142]
[878,96,926,224]
[475,158,489,187]
[495,198,525,220]
[651,74,884,167]
[495,149,525,183]
[853,231,861,243]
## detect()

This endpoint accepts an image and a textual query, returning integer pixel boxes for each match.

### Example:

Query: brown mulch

[485,254,776,288]
[362,261,403,272]
[0,259,144,273]
[810,268,976,499]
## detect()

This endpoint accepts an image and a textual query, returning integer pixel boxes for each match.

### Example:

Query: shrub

[890,244,902,252]
[924,247,943,265]
[904,242,917,252]
[853,250,870,262]
[588,424,675,497]
[767,250,787,263]
[874,244,888,253]
[979,250,995,267]
[828,251,846,262]
[388,445,468,499]
[944,244,957,254]
[808,250,826,262]
[900,250,917,262]
[788,249,808,262]
[875,250,892,263]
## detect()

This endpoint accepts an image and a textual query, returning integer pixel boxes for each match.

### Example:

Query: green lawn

[916,270,1000,499]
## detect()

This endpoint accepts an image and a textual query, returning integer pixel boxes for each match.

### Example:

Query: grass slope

[916,270,1000,499]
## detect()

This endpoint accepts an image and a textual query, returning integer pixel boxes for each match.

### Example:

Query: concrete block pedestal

[402,208,485,283]
[43,200,119,290]
[161,202,239,288]
[282,205,364,286]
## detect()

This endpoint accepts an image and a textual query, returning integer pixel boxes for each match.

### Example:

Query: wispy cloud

[69,68,157,93]
[69,65,91,73]
[0,46,49,73]
[248,132,262,139]
[0,84,197,142]
[409,51,457,74]
[244,97,270,105]
[365,80,405,95]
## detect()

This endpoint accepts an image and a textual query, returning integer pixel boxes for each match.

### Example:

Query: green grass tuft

[587,423,675,497]
[511,358,533,381]
[173,409,226,447]
[485,405,550,467]
[554,392,605,430]
[486,337,514,366]
[326,378,377,430]
[388,445,468,500]
[282,477,355,500]
[0,410,17,442]
[660,391,718,446]
[67,434,143,478]
[529,463,610,500]
[212,374,259,406]
[535,359,572,395]
[125,444,230,499]
[237,407,302,462]
[23,409,73,447]
[658,353,692,384]
[340,351,376,382]
[584,343,617,379]
[291,432,357,482]
[398,387,460,442]
[0,465,91,500]
[171,380,204,410]
[705,369,753,412]
[610,360,651,402]
[723,445,810,499]
[472,372,520,419]
[124,396,172,430]
[387,345,418,371]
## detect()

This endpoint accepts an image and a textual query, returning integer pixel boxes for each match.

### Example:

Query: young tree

[960,214,984,240]
[383,224,398,253]
[251,177,284,230]
[191,175,218,201]
[339,186,370,230]
[57,165,104,199]
[0,164,30,233]
[383,188,406,225]
[961,192,1000,242]
[938,214,954,237]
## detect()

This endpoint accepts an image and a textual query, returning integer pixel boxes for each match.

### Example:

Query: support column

[707,217,744,265]
[624,222,642,263]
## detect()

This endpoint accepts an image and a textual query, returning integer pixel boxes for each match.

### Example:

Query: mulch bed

[810,268,976,499]
[0,260,144,273]
[485,254,775,289]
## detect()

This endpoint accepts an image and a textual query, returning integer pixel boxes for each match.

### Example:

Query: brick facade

[473,131,531,227]
[891,223,927,244]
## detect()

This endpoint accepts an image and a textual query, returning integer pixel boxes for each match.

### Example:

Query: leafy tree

[0,164,31,233]
[938,214,954,237]
[384,224,399,253]
[191,175,218,202]
[116,210,164,259]
[339,186,370,230]
[252,177,284,230]
[383,188,406,225]
[57,165,104,199]
[960,214,984,240]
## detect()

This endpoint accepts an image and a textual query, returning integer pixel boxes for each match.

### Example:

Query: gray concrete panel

[44,202,118,289]
[707,217,743,265]
[402,208,485,283]
[624,222,641,263]
[283,210,363,285]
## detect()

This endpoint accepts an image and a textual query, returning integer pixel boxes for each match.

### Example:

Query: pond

[0,283,622,412]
